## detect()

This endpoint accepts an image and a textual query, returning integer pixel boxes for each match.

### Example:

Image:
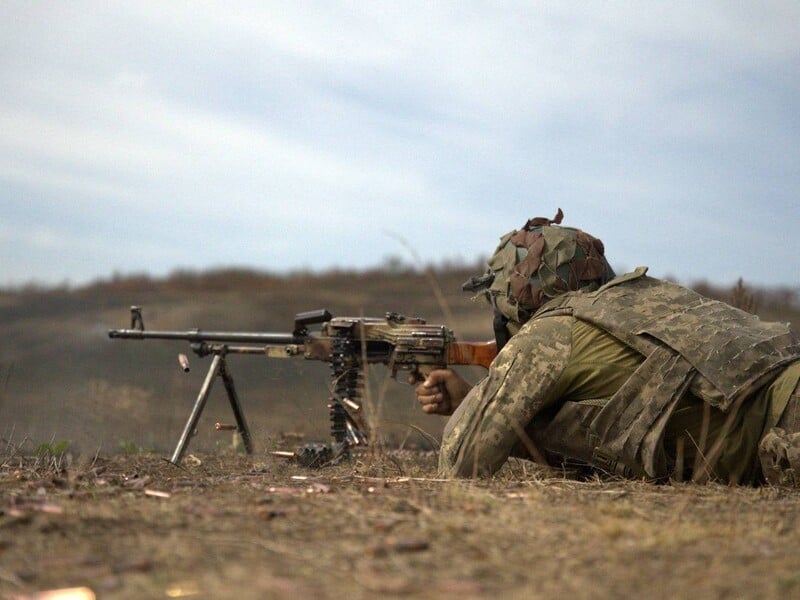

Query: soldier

[414,210,800,485]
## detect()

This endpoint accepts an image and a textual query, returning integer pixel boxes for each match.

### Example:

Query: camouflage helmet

[464,209,616,325]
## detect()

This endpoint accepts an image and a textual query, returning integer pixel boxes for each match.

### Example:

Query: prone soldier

[413,210,800,485]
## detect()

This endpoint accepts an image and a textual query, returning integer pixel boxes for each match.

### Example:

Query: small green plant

[33,439,71,472]
[117,440,143,454]
[34,439,70,459]
[116,440,156,454]
[779,571,800,592]
[215,432,246,454]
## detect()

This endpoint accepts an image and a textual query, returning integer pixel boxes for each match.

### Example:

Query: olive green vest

[531,267,800,479]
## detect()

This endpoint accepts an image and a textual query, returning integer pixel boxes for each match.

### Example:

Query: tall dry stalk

[358,311,380,455]
[0,362,11,412]
[384,231,456,326]
[731,277,757,314]
[377,231,464,453]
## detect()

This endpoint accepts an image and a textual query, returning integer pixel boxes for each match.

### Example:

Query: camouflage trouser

[759,380,800,486]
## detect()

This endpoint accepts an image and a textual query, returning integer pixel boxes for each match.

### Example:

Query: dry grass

[1,451,799,599]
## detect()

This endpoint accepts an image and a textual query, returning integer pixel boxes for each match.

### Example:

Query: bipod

[169,349,253,465]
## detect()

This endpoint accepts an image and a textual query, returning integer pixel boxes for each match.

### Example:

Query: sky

[1,1,798,288]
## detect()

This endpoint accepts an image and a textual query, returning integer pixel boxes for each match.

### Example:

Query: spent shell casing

[342,398,362,412]
[271,451,295,459]
[214,423,237,431]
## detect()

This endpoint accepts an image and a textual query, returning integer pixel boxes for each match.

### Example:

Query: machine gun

[108,307,497,465]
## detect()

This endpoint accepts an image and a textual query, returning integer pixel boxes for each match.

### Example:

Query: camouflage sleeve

[438,315,574,477]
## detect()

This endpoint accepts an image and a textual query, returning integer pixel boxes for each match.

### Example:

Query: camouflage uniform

[759,385,800,486]
[440,268,800,484]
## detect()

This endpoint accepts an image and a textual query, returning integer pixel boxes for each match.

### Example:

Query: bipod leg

[169,353,223,465]
[219,359,253,454]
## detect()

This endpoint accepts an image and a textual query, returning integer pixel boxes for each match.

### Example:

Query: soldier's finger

[421,401,445,414]
[423,369,452,387]
[415,381,443,395]
[416,392,442,406]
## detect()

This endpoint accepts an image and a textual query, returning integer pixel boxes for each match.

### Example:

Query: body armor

[532,267,800,479]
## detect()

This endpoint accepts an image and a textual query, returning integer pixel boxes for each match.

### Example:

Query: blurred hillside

[0,265,797,455]
[0,264,492,455]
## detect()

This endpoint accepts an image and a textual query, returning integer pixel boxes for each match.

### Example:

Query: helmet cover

[464,209,616,324]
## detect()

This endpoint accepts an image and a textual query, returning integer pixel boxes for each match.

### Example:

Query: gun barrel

[108,328,302,345]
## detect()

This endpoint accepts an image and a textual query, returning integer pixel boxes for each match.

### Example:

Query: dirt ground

[2,448,800,600]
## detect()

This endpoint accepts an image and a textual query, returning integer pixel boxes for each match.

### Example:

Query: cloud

[0,1,798,287]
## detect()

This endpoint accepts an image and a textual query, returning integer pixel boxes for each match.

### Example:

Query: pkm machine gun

[108,307,497,465]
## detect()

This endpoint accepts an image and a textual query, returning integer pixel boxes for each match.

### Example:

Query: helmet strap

[493,309,512,352]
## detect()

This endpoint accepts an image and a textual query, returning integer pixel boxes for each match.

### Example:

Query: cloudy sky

[1,1,798,288]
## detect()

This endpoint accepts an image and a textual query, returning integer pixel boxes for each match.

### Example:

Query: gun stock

[447,341,498,369]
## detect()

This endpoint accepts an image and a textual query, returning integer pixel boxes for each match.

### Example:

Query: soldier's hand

[407,369,472,416]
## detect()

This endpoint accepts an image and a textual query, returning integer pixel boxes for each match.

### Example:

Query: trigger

[404,367,424,386]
